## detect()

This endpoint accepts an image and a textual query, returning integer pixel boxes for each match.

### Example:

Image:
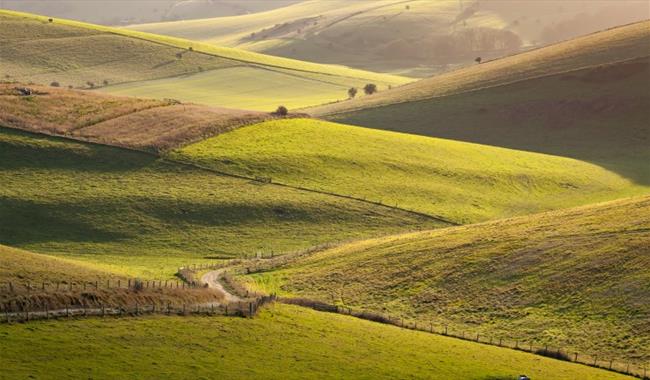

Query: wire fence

[1,295,277,323]
[279,297,649,379]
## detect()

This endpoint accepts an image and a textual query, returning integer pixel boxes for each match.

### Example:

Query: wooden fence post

[107,280,110,289]
[8,282,13,293]
[574,352,578,362]
[128,279,131,288]
[249,302,253,317]
[118,280,121,288]
[95,281,98,289]
[101,304,105,317]
[66,305,69,318]
[135,302,139,315]
[45,304,49,320]
[167,302,171,315]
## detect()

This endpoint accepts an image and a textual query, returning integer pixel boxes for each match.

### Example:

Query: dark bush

[535,347,571,361]
[348,87,358,98]
[274,105,288,116]
[188,46,194,52]
[363,83,377,95]
[86,81,95,88]
[103,79,109,86]
[49,81,60,87]
[48,18,53,23]
[475,56,482,64]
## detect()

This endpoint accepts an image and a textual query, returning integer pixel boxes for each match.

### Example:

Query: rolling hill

[0,0,300,25]
[0,126,441,278]
[0,304,632,380]
[0,10,409,111]
[245,196,650,363]
[127,0,649,76]
[310,20,650,115]
[170,118,649,224]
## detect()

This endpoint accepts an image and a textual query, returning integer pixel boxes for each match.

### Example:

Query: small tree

[48,18,53,23]
[103,79,109,86]
[348,87,358,98]
[475,56,482,64]
[50,81,60,87]
[188,46,194,52]
[363,83,377,95]
[86,81,95,88]
[274,105,288,116]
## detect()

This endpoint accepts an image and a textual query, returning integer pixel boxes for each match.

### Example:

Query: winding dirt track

[201,269,242,303]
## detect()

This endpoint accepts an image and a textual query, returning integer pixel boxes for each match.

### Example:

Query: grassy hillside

[0,304,632,380]
[245,196,650,363]
[0,244,123,284]
[127,0,648,76]
[171,118,648,224]
[0,83,272,151]
[0,127,441,278]
[310,20,650,115]
[0,10,409,111]
[322,57,650,187]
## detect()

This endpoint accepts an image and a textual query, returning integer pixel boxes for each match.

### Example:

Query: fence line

[277,297,648,379]
[1,295,277,323]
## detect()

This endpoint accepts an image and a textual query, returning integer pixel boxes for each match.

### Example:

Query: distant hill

[127,0,649,76]
[246,196,650,363]
[0,10,408,111]
[0,1,300,25]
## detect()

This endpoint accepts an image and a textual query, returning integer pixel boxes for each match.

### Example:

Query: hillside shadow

[0,127,157,172]
[0,197,131,246]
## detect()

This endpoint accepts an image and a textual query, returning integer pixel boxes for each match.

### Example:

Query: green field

[0,304,632,380]
[170,118,648,224]
[0,127,441,278]
[101,66,372,111]
[0,10,409,111]
[245,196,650,363]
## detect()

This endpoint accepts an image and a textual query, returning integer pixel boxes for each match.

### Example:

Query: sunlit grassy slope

[0,304,631,380]
[0,10,409,111]
[246,196,650,363]
[101,66,364,111]
[0,127,440,278]
[0,244,123,284]
[310,20,650,115]
[171,118,648,224]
